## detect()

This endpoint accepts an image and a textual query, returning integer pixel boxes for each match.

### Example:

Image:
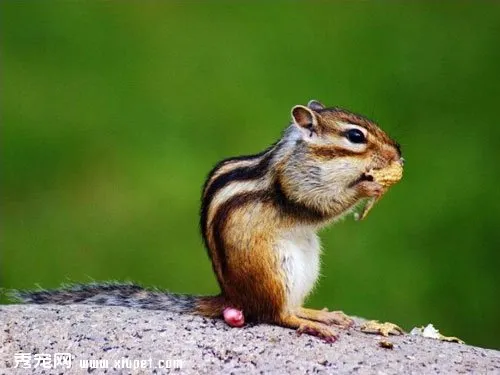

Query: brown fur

[207,196,286,322]
[195,295,227,318]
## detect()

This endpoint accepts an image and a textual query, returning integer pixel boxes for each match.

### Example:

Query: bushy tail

[10,282,225,317]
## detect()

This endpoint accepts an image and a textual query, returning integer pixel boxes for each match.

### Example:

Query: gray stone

[1,305,499,374]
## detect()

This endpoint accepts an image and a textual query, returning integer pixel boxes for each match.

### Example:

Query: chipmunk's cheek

[223,307,245,327]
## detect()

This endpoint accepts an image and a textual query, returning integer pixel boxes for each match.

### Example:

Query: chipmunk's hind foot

[278,314,338,343]
[297,307,354,329]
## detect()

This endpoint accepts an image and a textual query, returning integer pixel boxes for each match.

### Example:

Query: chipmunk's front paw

[356,179,384,198]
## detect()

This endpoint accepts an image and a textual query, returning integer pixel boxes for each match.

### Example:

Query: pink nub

[223,307,245,327]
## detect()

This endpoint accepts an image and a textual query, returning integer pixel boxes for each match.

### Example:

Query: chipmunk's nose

[382,146,401,165]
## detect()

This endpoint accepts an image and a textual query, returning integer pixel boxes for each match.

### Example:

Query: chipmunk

[13,100,403,342]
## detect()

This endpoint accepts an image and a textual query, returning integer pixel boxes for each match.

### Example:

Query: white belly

[277,228,321,310]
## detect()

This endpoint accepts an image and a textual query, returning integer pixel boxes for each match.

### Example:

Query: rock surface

[1,305,499,374]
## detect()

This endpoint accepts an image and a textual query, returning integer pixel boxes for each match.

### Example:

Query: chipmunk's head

[279,100,403,218]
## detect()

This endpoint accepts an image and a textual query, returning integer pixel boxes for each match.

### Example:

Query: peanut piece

[358,161,403,220]
[369,161,403,188]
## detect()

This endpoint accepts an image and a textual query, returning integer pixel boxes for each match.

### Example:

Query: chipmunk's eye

[345,129,366,144]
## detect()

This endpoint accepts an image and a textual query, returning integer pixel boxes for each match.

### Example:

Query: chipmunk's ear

[307,100,325,112]
[291,105,321,136]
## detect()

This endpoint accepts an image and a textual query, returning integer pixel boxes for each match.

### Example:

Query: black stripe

[310,145,359,158]
[271,179,327,223]
[210,191,266,277]
[199,142,280,256]
[201,141,278,199]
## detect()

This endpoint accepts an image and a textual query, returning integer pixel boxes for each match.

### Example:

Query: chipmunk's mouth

[349,157,404,188]
[348,173,373,188]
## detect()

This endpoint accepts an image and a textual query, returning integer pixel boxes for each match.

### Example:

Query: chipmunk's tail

[9,282,226,318]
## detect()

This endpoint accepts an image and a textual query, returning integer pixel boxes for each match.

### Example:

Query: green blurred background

[2,3,499,349]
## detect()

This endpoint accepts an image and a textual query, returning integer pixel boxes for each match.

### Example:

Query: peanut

[358,161,403,220]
